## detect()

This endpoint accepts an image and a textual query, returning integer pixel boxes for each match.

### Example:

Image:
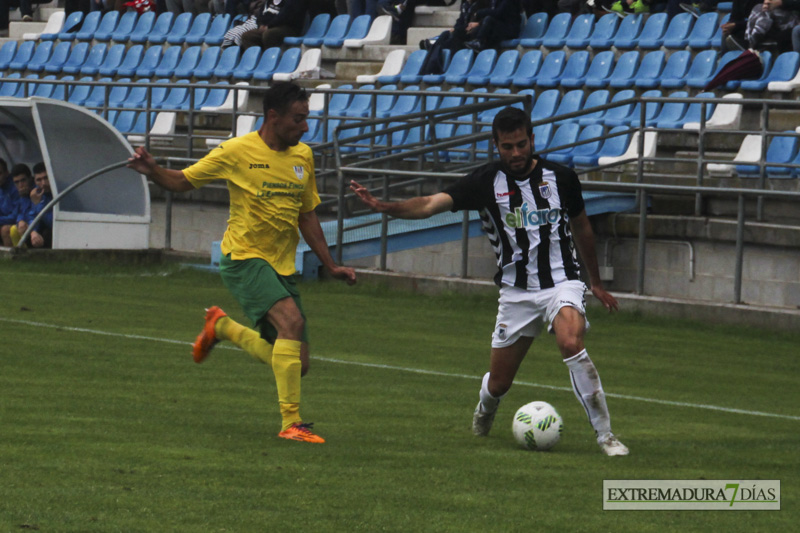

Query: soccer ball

[512,401,563,451]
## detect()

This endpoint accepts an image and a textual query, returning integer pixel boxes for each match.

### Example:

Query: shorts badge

[496,323,508,341]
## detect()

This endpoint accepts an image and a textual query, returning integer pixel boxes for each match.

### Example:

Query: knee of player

[558,338,585,359]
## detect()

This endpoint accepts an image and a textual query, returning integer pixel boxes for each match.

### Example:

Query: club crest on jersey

[538,182,552,199]
[293,166,304,180]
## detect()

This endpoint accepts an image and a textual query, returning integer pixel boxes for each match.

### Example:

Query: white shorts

[491,280,589,348]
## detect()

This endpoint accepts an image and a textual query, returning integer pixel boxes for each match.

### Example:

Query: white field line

[3,316,799,422]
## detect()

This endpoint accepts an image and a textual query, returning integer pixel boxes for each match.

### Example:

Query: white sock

[564,349,612,441]
[479,372,503,413]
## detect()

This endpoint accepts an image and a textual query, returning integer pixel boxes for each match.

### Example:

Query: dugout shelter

[0,97,149,249]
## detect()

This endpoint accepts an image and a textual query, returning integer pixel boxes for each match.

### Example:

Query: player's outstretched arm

[127,147,194,193]
[349,180,454,220]
[569,211,619,313]
[298,209,357,286]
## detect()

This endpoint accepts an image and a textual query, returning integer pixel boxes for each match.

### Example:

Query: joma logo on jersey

[249,163,270,169]
[505,202,560,229]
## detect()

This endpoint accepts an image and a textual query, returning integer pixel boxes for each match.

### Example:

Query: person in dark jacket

[721,0,764,50]
[464,0,523,51]
[240,0,310,50]
[418,0,489,75]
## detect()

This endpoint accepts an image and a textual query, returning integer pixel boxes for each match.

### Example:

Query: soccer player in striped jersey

[128,82,357,444]
[350,106,628,456]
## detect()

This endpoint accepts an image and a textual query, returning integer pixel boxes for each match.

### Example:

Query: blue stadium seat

[86,77,132,109]
[116,45,147,77]
[250,47,288,82]
[541,12,573,49]
[0,73,23,98]
[153,46,183,78]
[632,50,666,89]
[111,109,139,133]
[662,12,694,49]
[740,51,799,91]
[637,13,669,49]
[655,50,691,89]
[212,46,241,79]
[553,89,585,124]
[510,49,543,88]
[573,125,631,167]
[378,49,426,84]
[684,49,722,89]
[612,13,645,50]
[487,49,520,87]
[60,42,92,75]
[737,132,799,178]
[144,12,175,45]
[563,124,605,167]
[48,11,83,41]
[128,111,158,135]
[23,41,53,73]
[624,89,662,127]
[127,11,155,44]
[284,14,331,46]
[575,89,611,126]
[581,50,615,89]
[45,42,83,75]
[423,48,473,85]
[88,12,120,42]
[600,89,637,127]
[253,47,301,82]
[648,90,688,129]
[49,75,72,101]
[31,74,59,98]
[545,123,581,165]
[199,83,230,109]
[66,76,94,106]
[342,84,376,118]
[551,50,589,89]
[531,89,560,125]
[204,14,232,46]
[428,87,466,145]
[65,11,99,41]
[533,50,566,88]
[109,11,137,42]
[724,51,771,90]
[588,13,620,50]
[505,12,547,48]
[75,43,107,76]
[183,13,212,45]
[172,46,204,79]
[688,12,719,49]
[122,79,151,108]
[306,14,349,47]
[165,12,194,45]
[565,14,595,49]
[533,123,553,151]
[0,41,17,71]
[7,41,35,71]
[461,49,498,86]
[158,79,191,110]
[96,43,130,77]
[193,46,222,80]
[326,15,370,48]
[607,51,640,89]
[231,46,263,81]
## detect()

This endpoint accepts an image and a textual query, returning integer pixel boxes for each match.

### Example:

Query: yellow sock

[272,338,302,431]
[10,225,21,247]
[214,316,273,364]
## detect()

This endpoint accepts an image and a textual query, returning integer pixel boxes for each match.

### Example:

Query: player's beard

[504,150,535,178]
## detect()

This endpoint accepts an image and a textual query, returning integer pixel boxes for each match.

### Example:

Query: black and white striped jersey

[444,157,585,290]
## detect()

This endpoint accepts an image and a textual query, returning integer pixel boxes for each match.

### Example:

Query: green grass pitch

[0,260,797,532]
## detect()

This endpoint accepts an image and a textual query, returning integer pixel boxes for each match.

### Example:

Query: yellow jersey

[183,131,320,275]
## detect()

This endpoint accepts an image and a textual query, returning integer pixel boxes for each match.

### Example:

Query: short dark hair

[33,162,46,175]
[262,82,309,118]
[11,163,31,179]
[492,107,532,142]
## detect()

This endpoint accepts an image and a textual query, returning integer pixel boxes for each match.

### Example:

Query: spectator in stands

[721,0,761,51]
[127,82,357,445]
[0,0,34,37]
[225,0,254,15]
[221,0,264,47]
[0,158,18,247]
[240,0,310,50]
[18,162,53,249]
[608,0,651,14]
[418,0,489,74]
[463,0,523,51]
[348,0,378,17]
[8,163,33,247]
[380,0,459,44]
[350,106,628,457]
[745,0,800,52]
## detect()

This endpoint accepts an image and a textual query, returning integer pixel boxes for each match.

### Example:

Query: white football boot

[472,402,497,436]
[598,434,629,456]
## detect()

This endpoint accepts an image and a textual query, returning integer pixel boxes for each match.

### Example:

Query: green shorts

[219,254,308,344]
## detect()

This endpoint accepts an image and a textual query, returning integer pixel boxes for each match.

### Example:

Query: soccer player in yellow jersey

[128,82,357,444]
